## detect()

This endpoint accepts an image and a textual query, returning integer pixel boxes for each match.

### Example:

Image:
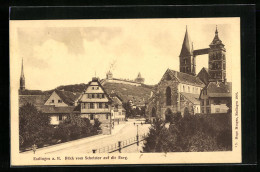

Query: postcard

[10,18,241,166]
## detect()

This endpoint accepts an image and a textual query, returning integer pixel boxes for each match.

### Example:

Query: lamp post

[136,124,139,146]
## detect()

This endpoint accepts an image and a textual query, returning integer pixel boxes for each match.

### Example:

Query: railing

[92,133,147,153]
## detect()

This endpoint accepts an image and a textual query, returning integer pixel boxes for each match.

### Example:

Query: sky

[10,18,240,91]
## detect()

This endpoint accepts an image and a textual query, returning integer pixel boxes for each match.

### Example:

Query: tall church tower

[179,26,196,76]
[20,59,25,91]
[208,26,226,82]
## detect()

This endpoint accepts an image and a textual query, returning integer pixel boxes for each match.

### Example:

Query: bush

[143,113,232,152]
[19,103,54,150]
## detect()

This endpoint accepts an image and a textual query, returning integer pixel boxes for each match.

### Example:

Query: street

[22,119,151,154]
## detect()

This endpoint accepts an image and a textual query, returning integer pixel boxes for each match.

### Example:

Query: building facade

[78,77,112,134]
[200,81,232,114]
[147,69,204,121]
[110,92,126,125]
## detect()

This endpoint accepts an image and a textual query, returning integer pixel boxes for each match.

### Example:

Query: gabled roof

[207,82,232,97]
[37,105,79,114]
[168,69,205,87]
[181,92,200,105]
[179,27,192,57]
[79,77,112,103]
[201,81,232,98]
[55,90,81,106]
[19,95,50,107]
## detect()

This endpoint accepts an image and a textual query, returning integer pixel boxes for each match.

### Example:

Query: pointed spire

[179,26,192,57]
[20,58,24,79]
[210,25,223,46]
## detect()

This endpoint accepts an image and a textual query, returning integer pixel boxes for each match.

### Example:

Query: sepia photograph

[10,18,241,165]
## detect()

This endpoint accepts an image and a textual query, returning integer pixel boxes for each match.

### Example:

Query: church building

[147,26,232,121]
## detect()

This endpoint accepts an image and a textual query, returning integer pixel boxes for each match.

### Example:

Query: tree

[92,118,102,134]
[123,102,132,118]
[142,118,170,152]
[54,114,98,142]
[19,103,52,149]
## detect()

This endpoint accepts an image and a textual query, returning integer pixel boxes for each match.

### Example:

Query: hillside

[102,82,154,105]
[20,82,154,106]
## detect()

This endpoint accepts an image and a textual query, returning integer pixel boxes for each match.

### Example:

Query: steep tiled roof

[181,92,200,105]
[55,90,81,106]
[206,82,232,97]
[110,95,123,106]
[179,27,192,57]
[169,69,205,87]
[37,105,79,114]
[19,95,50,107]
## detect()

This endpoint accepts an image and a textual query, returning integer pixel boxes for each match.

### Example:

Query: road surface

[23,119,151,154]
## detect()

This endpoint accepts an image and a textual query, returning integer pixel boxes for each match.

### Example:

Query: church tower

[179,26,196,76]
[208,26,226,82]
[20,59,25,91]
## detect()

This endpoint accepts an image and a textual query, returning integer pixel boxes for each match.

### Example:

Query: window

[90,103,94,109]
[96,87,99,90]
[58,99,62,103]
[98,103,102,109]
[166,87,171,106]
[92,87,94,90]
[188,86,190,93]
[206,99,209,105]
[105,103,108,109]
[82,103,86,109]
[201,100,204,106]
[206,107,210,114]
[92,94,95,98]
[183,85,185,92]
[102,94,105,98]
[58,115,62,121]
[106,114,109,119]
[51,100,54,103]
[202,108,204,114]
[97,94,100,98]
[90,114,94,120]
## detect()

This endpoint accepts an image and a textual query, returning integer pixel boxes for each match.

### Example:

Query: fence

[92,133,147,153]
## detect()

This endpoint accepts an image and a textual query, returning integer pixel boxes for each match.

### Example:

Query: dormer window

[92,87,95,90]
[92,94,95,98]
[51,100,54,103]
[96,87,99,90]
[102,94,105,98]
[58,100,62,103]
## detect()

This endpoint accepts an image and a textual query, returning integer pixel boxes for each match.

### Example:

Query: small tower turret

[106,70,113,79]
[134,72,145,84]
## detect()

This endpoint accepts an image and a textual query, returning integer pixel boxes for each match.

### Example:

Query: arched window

[183,85,185,92]
[166,87,171,106]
